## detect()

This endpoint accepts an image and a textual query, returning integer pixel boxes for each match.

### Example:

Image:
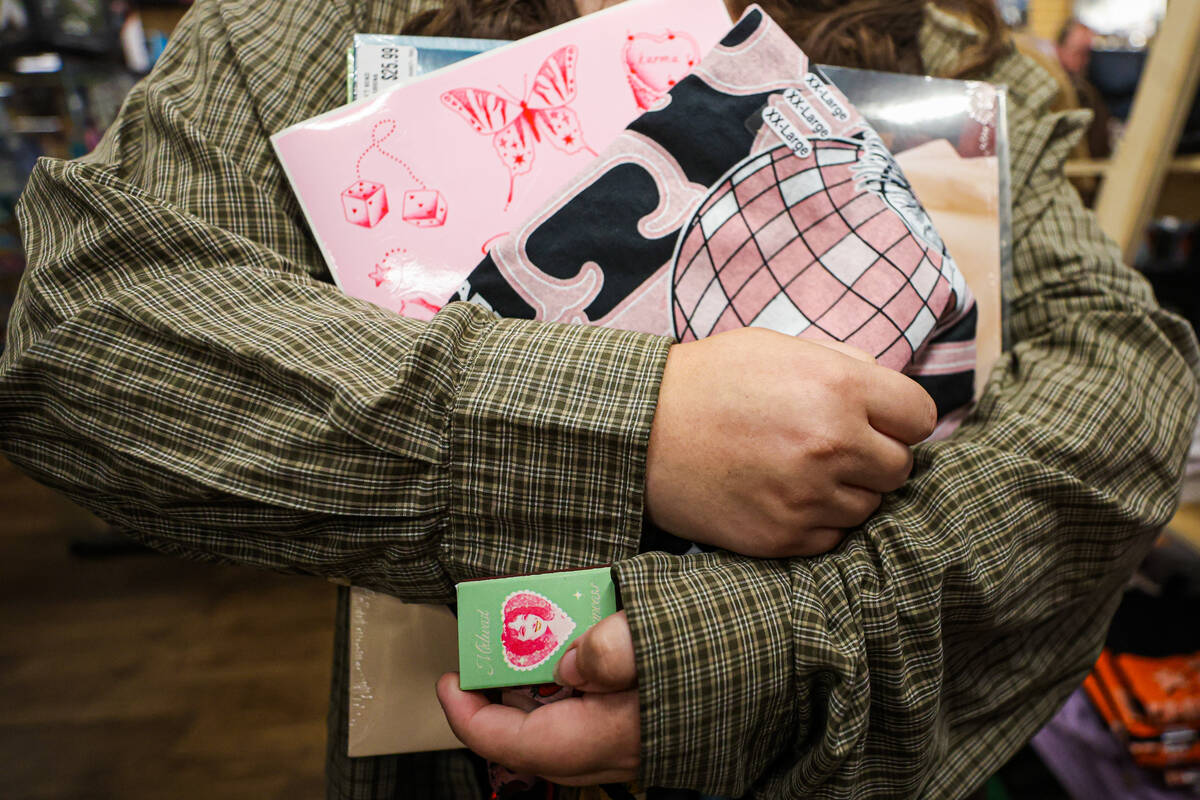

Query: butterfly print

[441,45,598,208]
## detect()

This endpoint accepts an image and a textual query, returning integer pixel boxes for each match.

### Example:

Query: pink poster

[271,0,733,319]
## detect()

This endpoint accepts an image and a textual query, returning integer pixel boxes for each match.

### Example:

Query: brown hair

[402,0,1009,78]
[402,0,577,40]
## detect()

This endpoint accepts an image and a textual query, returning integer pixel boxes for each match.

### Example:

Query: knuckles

[779,484,820,517]
[881,450,915,491]
[806,364,861,398]
[922,401,938,438]
[799,431,845,464]
[798,529,847,556]
[913,390,938,439]
[859,491,884,519]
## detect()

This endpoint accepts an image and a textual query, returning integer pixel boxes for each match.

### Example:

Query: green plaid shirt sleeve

[613,15,1200,800]
[0,0,668,598]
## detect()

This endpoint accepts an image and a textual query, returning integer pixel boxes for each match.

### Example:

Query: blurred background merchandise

[0,1,1199,798]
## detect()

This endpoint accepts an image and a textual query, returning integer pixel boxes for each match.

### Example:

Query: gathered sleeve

[0,0,671,600]
[614,56,1200,797]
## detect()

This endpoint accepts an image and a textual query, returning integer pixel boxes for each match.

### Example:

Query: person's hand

[644,327,937,558]
[438,612,638,786]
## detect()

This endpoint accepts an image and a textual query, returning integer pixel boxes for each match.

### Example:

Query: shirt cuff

[614,550,796,796]
[442,305,672,579]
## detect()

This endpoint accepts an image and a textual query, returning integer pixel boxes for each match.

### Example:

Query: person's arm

[0,0,669,596]
[613,66,1200,797]
[1,0,914,596]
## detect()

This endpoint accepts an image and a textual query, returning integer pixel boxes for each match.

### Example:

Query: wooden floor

[3,453,1193,800]
[0,457,337,800]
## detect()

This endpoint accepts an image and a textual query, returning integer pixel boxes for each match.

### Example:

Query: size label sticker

[803,72,850,123]
[763,105,813,158]
[782,87,832,138]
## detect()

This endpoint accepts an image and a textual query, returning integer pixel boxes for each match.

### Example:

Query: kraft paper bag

[347,589,463,757]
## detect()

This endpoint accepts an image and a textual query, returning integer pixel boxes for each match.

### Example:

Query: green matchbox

[456,567,618,690]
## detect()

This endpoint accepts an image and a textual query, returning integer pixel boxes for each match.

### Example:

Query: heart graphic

[622,30,701,111]
[501,590,577,671]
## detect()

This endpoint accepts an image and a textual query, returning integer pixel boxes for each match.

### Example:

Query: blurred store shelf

[1066,154,1200,221]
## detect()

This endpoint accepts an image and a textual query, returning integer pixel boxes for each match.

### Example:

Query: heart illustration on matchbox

[501,590,577,671]
[456,567,618,689]
[622,30,701,110]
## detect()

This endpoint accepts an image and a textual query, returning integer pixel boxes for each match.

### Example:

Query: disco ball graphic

[671,142,956,371]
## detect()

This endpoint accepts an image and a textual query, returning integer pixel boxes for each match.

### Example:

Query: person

[0,0,1196,798]
[1054,18,1111,158]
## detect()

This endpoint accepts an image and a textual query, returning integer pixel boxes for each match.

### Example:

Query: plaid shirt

[3,1,1198,798]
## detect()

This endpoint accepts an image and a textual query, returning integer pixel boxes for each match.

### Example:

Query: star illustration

[573,592,582,600]
[368,263,390,287]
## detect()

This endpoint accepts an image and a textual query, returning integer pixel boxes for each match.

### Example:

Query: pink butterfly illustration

[441,45,598,209]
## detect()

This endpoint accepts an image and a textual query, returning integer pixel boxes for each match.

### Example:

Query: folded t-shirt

[452,4,976,417]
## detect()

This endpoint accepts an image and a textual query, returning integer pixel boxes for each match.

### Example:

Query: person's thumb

[553,610,637,693]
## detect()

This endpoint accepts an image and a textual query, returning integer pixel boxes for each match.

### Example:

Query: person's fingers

[437,672,523,759]
[843,430,915,493]
[783,527,845,557]
[815,484,883,529]
[862,368,938,444]
[554,611,636,693]
[499,688,543,712]
[529,692,639,779]
[438,673,638,779]
[812,340,877,364]
[437,672,561,774]
[535,692,640,784]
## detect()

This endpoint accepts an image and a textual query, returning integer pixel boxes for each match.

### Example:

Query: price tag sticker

[354,43,420,101]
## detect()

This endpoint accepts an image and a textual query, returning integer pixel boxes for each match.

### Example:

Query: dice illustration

[342,180,388,228]
[402,189,448,228]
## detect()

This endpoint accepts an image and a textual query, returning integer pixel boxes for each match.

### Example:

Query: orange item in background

[1128,738,1200,770]
[1090,650,1172,741]
[1085,650,1200,769]
[1083,671,1125,734]
[1114,651,1200,727]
